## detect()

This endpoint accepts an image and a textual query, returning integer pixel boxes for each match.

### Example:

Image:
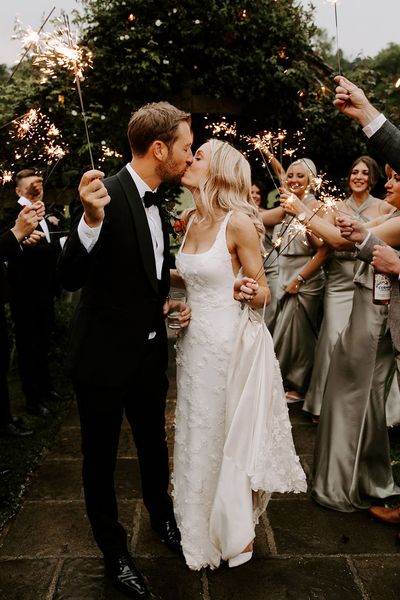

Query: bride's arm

[228,212,270,309]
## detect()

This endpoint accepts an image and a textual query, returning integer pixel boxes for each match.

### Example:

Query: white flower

[155,19,162,26]
[194,19,200,24]
[163,59,170,64]
[71,110,78,116]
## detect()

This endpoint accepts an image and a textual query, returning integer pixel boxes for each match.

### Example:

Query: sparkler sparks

[205,118,237,139]
[14,13,95,168]
[0,171,13,185]
[8,108,68,166]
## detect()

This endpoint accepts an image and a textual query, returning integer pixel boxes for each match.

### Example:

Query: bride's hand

[233,277,259,303]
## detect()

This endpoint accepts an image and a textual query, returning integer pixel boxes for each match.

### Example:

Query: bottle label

[374,273,392,301]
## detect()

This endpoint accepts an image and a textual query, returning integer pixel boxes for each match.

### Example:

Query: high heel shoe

[228,551,253,568]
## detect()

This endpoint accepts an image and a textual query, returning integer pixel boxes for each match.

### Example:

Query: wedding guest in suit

[2,170,67,417]
[334,75,400,174]
[0,202,43,437]
[58,102,192,599]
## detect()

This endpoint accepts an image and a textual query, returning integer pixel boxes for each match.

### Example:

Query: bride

[171,139,306,571]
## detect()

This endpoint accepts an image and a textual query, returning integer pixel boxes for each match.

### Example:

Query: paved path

[1,343,399,599]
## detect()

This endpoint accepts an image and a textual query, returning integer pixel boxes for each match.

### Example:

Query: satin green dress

[263,224,279,333]
[303,251,356,415]
[312,257,400,512]
[273,196,325,395]
[303,196,376,417]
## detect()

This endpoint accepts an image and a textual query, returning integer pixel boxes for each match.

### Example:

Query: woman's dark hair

[251,179,267,209]
[346,155,380,195]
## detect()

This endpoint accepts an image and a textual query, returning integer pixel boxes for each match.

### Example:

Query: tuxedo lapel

[116,167,158,294]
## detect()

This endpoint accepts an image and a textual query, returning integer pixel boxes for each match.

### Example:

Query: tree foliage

[0,1,398,199]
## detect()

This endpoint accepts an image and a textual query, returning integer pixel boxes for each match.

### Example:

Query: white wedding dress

[173,212,306,571]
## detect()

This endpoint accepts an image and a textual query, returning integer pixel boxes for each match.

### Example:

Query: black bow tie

[143,190,162,208]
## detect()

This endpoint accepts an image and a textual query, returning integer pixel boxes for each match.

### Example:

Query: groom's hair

[127,102,191,157]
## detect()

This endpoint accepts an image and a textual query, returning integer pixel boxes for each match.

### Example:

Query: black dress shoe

[104,553,149,599]
[151,519,183,556]
[26,402,50,418]
[46,390,71,402]
[0,421,33,437]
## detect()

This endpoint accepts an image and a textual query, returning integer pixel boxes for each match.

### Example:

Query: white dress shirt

[363,113,386,138]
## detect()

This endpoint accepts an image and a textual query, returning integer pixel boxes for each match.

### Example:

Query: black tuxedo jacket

[58,166,170,387]
[368,119,400,175]
[1,205,62,303]
[0,229,23,305]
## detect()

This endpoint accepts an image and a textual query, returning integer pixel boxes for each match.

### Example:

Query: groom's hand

[79,170,110,227]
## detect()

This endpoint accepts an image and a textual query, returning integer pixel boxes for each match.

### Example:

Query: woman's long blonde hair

[186,139,265,250]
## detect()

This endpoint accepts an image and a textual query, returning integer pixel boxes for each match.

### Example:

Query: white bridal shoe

[228,551,253,568]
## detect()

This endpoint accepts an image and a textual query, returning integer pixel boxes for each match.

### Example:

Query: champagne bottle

[373,270,391,305]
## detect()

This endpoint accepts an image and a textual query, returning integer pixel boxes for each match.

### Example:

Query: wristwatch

[297,212,306,222]
[296,274,306,284]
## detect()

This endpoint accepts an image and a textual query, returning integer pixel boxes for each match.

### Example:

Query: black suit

[2,205,61,405]
[58,166,172,556]
[368,119,400,175]
[0,230,23,426]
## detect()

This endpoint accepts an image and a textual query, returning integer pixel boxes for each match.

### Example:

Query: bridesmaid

[262,158,328,402]
[289,165,400,512]
[283,156,393,420]
[251,179,279,332]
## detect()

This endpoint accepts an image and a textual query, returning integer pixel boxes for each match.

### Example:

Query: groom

[59,102,193,599]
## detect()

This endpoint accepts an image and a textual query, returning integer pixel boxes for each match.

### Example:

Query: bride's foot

[228,542,253,568]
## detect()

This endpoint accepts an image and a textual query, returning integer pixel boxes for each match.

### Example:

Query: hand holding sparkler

[233,277,260,304]
[11,204,42,242]
[279,191,306,218]
[79,170,110,227]
[337,215,368,244]
[22,230,46,246]
[333,76,380,127]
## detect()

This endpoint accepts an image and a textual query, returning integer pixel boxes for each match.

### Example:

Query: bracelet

[296,274,306,284]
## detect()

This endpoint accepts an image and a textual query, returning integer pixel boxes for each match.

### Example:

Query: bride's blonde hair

[186,139,265,250]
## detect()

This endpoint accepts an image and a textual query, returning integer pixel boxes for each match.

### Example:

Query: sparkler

[8,6,56,84]
[329,0,342,75]
[14,13,94,169]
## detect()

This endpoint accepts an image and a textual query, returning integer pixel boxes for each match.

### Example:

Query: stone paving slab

[0,558,58,600]
[0,500,137,559]
[52,557,203,600]
[352,556,400,600]
[268,497,400,556]
[207,556,364,600]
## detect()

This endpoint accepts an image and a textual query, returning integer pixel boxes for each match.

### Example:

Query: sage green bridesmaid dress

[312,258,400,512]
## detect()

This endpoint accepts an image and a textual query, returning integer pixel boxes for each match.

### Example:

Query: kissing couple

[59,101,306,599]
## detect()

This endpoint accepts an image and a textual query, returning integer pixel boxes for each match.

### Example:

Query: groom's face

[157,121,193,184]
